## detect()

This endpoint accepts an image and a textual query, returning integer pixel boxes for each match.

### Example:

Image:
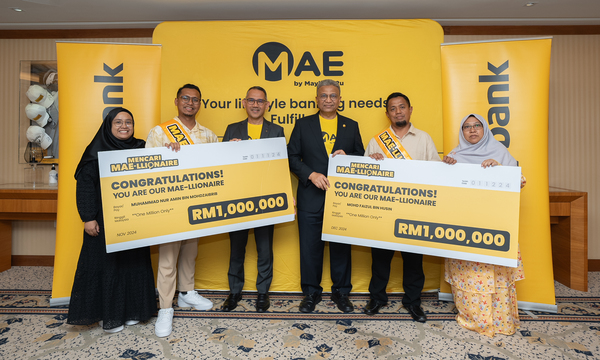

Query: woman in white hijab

[442,114,525,338]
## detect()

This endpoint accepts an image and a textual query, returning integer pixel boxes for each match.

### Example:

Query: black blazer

[222,118,285,141]
[288,112,364,212]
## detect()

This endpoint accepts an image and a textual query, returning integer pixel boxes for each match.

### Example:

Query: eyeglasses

[462,123,483,131]
[245,98,267,105]
[319,94,338,101]
[113,120,133,128]
[180,95,200,104]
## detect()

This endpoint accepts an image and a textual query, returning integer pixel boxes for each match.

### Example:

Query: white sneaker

[104,325,124,333]
[155,308,174,337]
[99,321,117,331]
[125,320,139,326]
[178,290,213,310]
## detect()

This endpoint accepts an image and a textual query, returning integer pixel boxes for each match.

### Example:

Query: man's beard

[394,120,408,128]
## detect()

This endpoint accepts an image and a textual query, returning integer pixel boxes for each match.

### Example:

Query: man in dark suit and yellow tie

[221,86,285,312]
[288,79,364,313]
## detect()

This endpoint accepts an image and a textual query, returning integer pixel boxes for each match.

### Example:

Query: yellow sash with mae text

[375,129,412,159]
[160,118,194,145]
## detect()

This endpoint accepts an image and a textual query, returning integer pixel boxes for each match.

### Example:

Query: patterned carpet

[1,267,600,359]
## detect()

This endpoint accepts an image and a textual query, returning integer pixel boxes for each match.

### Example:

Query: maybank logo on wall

[252,42,343,82]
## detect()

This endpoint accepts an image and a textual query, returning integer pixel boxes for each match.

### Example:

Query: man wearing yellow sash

[363,92,440,322]
[145,84,218,337]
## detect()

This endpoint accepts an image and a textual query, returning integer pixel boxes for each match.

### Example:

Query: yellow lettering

[202,207,216,219]
[192,209,202,220]
[397,222,408,234]
[408,224,422,236]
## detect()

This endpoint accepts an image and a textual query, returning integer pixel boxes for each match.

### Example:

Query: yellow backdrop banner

[154,20,445,293]
[440,38,555,309]
[52,42,161,303]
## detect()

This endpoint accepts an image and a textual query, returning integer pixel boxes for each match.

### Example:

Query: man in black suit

[221,86,285,312]
[288,79,364,313]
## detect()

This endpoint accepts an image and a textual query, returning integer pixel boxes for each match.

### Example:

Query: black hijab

[74,107,146,179]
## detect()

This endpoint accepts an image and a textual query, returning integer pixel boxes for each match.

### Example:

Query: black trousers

[368,247,424,306]
[297,209,352,296]
[227,225,274,294]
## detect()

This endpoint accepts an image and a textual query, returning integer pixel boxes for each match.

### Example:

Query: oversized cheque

[322,155,521,267]
[98,137,295,253]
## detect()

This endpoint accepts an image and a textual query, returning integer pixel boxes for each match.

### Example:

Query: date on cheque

[394,219,511,251]
[188,193,288,225]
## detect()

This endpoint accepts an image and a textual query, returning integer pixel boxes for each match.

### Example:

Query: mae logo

[252,42,343,82]
[322,131,336,143]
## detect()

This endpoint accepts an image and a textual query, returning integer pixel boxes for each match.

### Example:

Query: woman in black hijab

[67,107,157,333]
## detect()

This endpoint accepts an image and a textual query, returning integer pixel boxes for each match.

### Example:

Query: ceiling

[1,0,599,30]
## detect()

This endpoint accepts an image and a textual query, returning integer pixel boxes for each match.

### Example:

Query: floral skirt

[450,283,520,338]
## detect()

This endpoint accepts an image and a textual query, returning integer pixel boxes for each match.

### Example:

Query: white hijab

[448,114,518,166]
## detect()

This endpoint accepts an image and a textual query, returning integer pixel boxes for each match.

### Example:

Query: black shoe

[331,291,354,313]
[255,293,270,313]
[299,293,322,313]
[405,304,427,322]
[364,299,386,316]
[222,293,242,312]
